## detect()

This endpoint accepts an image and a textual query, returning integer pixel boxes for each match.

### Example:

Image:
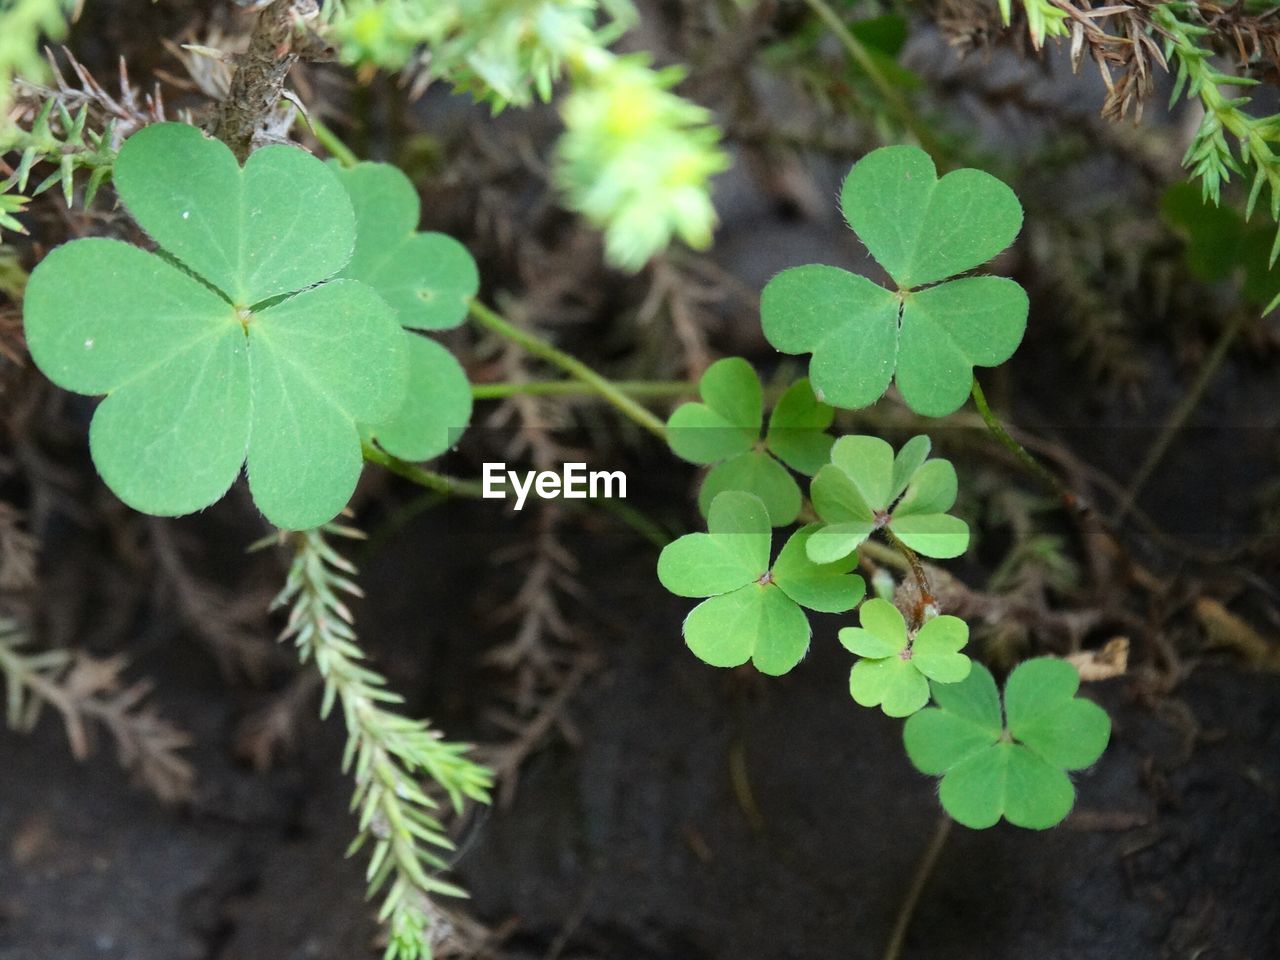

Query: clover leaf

[807,434,969,563]
[760,145,1029,417]
[22,122,408,530]
[332,161,477,462]
[331,161,479,331]
[657,491,865,676]
[666,358,834,525]
[839,598,970,717]
[903,658,1111,829]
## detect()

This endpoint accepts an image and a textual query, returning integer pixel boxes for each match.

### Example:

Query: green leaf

[363,333,472,462]
[759,146,1028,415]
[1004,658,1111,770]
[808,434,969,561]
[904,659,1110,830]
[889,513,970,559]
[894,457,957,516]
[656,490,770,597]
[760,264,899,410]
[841,599,970,717]
[683,582,811,675]
[667,357,761,464]
[698,450,800,526]
[849,656,930,717]
[889,434,931,503]
[23,124,410,529]
[669,361,833,526]
[829,435,896,509]
[112,123,355,305]
[771,526,865,613]
[897,278,1028,417]
[333,161,479,330]
[840,145,1023,289]
[765,378,835,475]
[244,281,408,530]
[910,615,971,682]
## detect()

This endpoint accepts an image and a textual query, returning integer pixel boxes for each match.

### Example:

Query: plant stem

[882,525,935,614]
[468,301,668,440]
[471,379,694,401]
[361,441,486,498]
[970,376,1077,509]
[799,0,943,159]
[308,114,359,168]
[882,815,952,960]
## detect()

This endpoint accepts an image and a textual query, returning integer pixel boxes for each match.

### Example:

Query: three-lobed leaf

[24,124,411,529]
[839,598,970,717]
[807,434,970,563]
[760,145,1028,417]
[903,658,1111,829]
[658,492,864,676]
[667,358,834,525]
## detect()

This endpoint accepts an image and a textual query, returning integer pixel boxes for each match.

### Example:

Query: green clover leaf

[332,162,477,461]
[657,491,865,676]
[903,658,1112,829]
[807,434,969,563]
[760,145,1028,417]
[22,123,408,529]
[331,161,479,331]
[839,598,971,717]
[666,358,835,525]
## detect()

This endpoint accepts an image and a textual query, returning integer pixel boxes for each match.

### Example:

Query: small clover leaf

[839,598,971,717]
[903,658,1111,829]
[333,162,477,461]
[760,145,1028,417]
[331,161,479,331]
[22,123,408,530]
[807,434,969,564]
[657,492,864,675]
[667,358,834,525]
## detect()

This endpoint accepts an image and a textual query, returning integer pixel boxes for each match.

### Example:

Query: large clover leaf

[333,161,477,461]
[760,145,1028,417]
[839,598,970,717]
[903,658,1111,829]
[807,434,969,563]
[22,123,408,529]
[666,358,835,526]
[657,492,865,676]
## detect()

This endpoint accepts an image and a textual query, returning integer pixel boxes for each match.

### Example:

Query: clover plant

[666,357,834,525]
[808,434,969,563]
[21,124,480,529]
[904,658,1111,828]
[840,598,970,717]
[657,145,1112,834]
[657,491,864,675]
[760,145,1028,416]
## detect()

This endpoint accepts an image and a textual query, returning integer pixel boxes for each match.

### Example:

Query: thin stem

[799,0,943,158]
[468,301,668,439]
[881,525,935,614]
[1113,308,1248,524]
[882,816,952,960]
[471,379,694,401]
[361,441,486,498]
[970,376,1078,510]
[308,115,359,168]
